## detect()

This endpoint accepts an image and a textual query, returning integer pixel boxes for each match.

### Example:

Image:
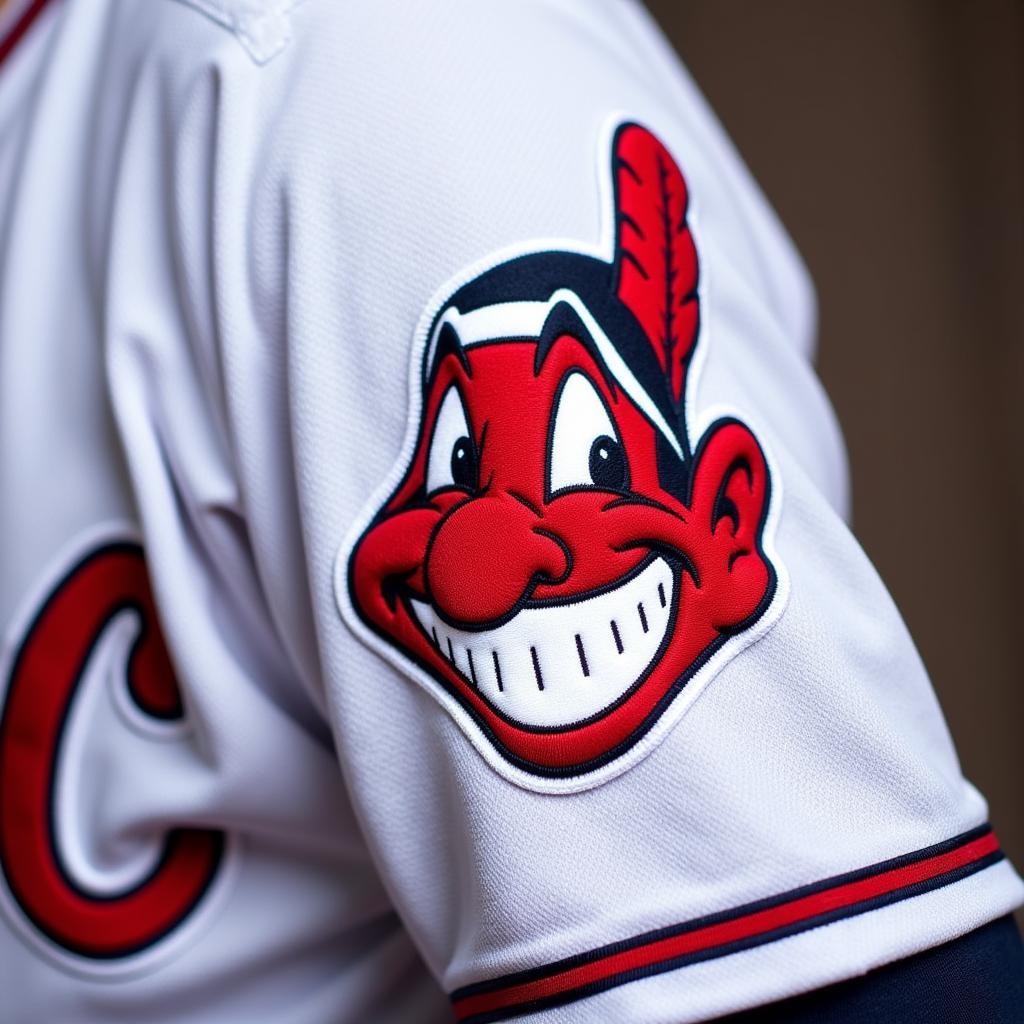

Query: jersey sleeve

[101,1,1024,1021]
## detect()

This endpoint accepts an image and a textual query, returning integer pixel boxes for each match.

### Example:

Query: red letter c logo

[0,539,224,960]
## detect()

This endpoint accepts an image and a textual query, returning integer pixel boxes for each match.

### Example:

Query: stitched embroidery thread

[339,121,786,786]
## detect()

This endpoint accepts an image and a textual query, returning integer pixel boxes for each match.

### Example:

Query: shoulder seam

[163,0,309,64]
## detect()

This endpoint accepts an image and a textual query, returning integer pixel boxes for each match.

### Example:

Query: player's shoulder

[152,0,605,68]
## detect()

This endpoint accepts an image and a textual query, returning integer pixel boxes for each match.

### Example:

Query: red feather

[612,124,699,406]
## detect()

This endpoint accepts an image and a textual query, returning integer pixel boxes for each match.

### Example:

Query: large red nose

[426,495,569,625]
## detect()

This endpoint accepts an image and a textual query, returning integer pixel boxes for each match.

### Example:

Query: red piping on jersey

[0,0,53,67]
[450,826,1003,1023]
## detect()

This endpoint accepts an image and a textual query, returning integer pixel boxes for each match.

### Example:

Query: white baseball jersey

[0,0,1020,1021]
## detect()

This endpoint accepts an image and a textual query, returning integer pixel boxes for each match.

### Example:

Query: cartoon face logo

[338,122,785,787]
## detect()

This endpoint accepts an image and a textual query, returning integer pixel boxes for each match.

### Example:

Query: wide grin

[408,555,677,728]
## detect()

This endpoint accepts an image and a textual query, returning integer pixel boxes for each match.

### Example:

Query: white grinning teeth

[410,557,675,728]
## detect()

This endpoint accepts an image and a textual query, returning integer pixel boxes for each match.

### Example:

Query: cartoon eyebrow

[531,299,618,394]
[430,321,471,380]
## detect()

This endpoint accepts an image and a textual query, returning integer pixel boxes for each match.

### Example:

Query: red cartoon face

[342,123,781,780]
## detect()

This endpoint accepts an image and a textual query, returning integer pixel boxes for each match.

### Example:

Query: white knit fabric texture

[0,1,1018,1021]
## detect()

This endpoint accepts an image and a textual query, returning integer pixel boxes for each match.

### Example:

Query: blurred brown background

[646,0,1023,899]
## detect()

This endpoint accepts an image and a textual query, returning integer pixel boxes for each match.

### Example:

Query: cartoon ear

[687,420,772,630]
[611,123,699,409]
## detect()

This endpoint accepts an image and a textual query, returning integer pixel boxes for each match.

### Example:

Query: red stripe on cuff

[452,828,1002,1022]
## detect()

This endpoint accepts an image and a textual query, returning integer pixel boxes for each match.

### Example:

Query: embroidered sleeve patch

[336,121,787,791]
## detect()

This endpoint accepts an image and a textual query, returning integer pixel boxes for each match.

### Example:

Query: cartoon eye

[426,385,477,494]
[548,371,629,494]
